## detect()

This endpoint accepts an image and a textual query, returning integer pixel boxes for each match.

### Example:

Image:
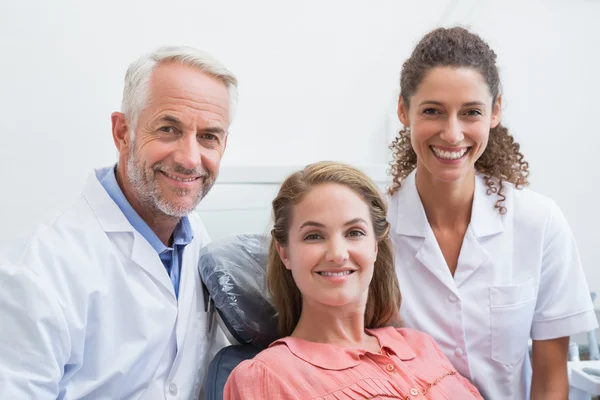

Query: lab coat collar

[393,171,504,239]
[82,167,176,300]
[392,171,428,237]
[470,173,504,238]
[270,327,416,371]
[84,167,139,233]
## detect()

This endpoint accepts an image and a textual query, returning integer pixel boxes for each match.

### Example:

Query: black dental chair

[199,234,279,400]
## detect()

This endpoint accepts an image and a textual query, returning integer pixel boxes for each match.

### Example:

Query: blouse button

[385,363,395,372]
[410,388,419,396]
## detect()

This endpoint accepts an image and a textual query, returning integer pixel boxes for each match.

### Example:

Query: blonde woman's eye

[348,230,366,237]
[304,233,321,241]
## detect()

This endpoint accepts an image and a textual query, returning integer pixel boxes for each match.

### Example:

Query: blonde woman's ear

[275,241,292,270]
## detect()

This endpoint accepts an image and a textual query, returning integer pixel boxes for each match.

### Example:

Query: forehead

[413,67,493,105]
[292,183,371,224]
[145,62,231,122]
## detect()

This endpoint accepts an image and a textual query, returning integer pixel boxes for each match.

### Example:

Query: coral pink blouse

[224,327,483,399]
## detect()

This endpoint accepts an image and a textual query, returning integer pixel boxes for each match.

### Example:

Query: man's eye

[159,126,175,133]
[201,133,218,141]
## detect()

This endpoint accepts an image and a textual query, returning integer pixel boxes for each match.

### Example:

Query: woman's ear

[397,96,410,127]
[491,95,502,129]
[275,241,291,270]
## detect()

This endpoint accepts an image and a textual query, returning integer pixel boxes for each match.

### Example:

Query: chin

[425,164,474,183]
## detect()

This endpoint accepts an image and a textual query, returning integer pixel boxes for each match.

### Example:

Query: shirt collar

[99,165,193,254]
[392,170,504,238]
[269,327,416,370]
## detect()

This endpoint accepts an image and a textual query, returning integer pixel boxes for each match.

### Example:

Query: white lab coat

[0,167,228,399]
[387,171,598,400]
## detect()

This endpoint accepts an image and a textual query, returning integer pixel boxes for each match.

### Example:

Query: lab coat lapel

[415,227,459,293]
[395,171,458,294]
[174,238,204,350]
[83,168,176,299]
[453,174,504,287]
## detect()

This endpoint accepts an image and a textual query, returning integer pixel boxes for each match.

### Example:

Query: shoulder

[372,326,439,352]
[249,341,298,366]
[225,353,298,398]
[477,175,556,230]
[387,327,438,346]
[508,185,568,240]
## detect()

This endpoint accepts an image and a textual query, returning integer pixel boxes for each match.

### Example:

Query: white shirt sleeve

[531,201,599,340]
[0,265,70,399]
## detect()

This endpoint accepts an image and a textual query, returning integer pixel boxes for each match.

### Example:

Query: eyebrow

[298,218,368,231]
[159,114,182,124]
[418,100,486,107]
[200,126,226,137]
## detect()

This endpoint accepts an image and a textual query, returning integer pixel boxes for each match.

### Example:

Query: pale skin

[110,62,230,245]
[398,66,568,399]
[276,183,382,354]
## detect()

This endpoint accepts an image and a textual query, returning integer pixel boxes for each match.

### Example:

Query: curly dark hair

[389,27,529,214]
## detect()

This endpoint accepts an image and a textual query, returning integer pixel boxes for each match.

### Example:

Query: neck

[115,163,179,246]
[415,165,475,230]
[291,298,369,348]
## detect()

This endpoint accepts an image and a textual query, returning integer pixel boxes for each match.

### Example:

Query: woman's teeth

[431,146,468,160]
[318,271,353,277]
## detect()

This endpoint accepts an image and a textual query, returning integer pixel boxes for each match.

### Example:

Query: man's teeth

[431,147,468,160]
[318,271,353,277]
[163,172,197,182]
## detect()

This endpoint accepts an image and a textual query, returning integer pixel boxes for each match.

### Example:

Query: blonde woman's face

[276,183,378,310]
[398,67,502,183]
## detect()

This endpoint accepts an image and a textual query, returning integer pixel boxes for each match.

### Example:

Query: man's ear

[275,241,291,270]
[111,112,131,152]
[397,96,410,127]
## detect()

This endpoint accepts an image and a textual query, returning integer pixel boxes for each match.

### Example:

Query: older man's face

[123,62,230,218]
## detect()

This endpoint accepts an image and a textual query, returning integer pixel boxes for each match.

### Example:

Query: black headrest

[199,234,279,349]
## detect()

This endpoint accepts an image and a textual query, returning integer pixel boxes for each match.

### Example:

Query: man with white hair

[0,46,237,399]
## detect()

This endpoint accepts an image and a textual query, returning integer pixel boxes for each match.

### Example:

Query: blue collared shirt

[99,166,193,298]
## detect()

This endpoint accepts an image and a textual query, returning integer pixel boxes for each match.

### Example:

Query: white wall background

[1,0,599,297]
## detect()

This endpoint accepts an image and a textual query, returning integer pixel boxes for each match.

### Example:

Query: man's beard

[126,144,215,218]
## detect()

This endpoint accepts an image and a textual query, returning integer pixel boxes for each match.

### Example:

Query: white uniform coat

[0,167,227,399]
[388,171,598,400]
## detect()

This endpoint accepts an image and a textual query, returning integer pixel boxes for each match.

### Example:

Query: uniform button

[455,348,464,357]
[447,294,457,303]
[385,363,395,372]
[168,383,178,396]
[410,388,419,396]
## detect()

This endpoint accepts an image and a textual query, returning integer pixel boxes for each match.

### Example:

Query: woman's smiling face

[398,66,502,183]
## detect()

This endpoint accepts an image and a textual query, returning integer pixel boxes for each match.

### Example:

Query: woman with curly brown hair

[387,27,597,400]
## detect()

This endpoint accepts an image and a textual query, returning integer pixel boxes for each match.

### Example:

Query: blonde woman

[224,161,483,399]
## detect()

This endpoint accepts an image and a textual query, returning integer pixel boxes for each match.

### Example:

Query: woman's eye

[304,233,322,241]
[347,230,366,237]
[465,109,483,116]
